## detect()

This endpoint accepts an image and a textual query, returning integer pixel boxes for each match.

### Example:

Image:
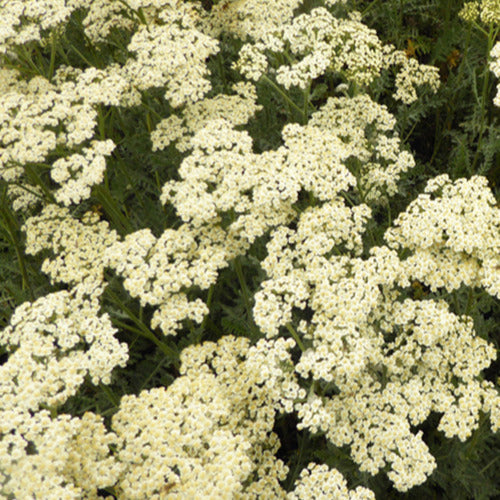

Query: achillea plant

[0,1,498,498]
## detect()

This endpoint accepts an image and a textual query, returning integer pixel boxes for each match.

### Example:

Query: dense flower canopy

[0,0,499,498]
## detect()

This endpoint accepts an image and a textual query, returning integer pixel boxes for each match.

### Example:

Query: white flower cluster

[0,0,74,55]
[106,224,229,336]
[385,175,500,297]
[0,68,96,164]
[112,335,303,499]
[51,140,116,205]
[0,68,105,210]
[459,0,500,24]
[23,204,119,287]
[384,48,441,104]
[77,1,219,106]
[1,411,122,499]
[287,463,375,500]
[0,283,128,411]
[54,64,141,108]
[151,82,262,152]
[124,21,218,108]
[491,41,500,107]
[0,278,127,496]
[308,94,416,200]
[254,187,498,489]
[203,0,303,42]
[234,7,440,103]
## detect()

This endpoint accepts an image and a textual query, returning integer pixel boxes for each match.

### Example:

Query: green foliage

[0,0,498,498]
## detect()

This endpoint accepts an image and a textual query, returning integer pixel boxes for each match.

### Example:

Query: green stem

[470,25,499,173]
[302,82,311,124]
[19,45,43,75]
[139,354,169,392]
[361,0,381,18]
[0,202,34,300]
[105,289,180,366]
[48,31,57,81]
[479,455,500,474]
[100,383,120,407]
[97,107,107,140]
[261,75,305,118]
[464,287,474,316]
[286,323,306,352]
[94,185,134,235]
[199,284,215,333]
[286,430,310,490]
[24,164,57,203]
[234,256,254,321]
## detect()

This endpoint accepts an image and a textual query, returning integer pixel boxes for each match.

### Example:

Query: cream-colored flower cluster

[1,410,122,499]
[106,224,230,336]
[491,41,500,107]
[202,0,303,42]
[385,175,500,297]
[0,0,75,55]
[308,94,416,200]
[112,335,303,499]
[151,82,262,152]
[0,279,127,496]
[287,463,374,500]
[23,204,119,287]
[161,90,412,245]
[78,0,220,106]
[0,0,221,213]
[459,0,500,24]
[254,186,498,490]
[53,64,141,108]
[0,68,107,210]
[161,113,360,252]
[123,16,218,108]
[0,283,127,412]
[234,7,439,103]
[383,47,441,104]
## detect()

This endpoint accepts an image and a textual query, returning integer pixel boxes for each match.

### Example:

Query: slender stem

[200,284,215,333]
[139,354,169,392]
[233,257,253,320]
[464,287,474,316]
[286,430,310,490]
[24,164,57,203]
[480,455,500,474]
[48,31,57,81]
[261,75,305,117]
[470,25,499,173]
[19,46,43,75]
[94,185,134,235]
[0,204,34,300]
[286,323,306,352]
[100,383,120,407]
[105,288,180,366]
[302,82,311,124]
[361,0,381,18]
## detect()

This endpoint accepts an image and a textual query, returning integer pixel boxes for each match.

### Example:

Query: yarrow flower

[23,204,119,287]
[151,82,262,152]
[287,463,375,500]
[459,0,500,24]
[0,1,497,498]
[385,175,500,297]
[0,283,128,413]
[234,7,440,103]
[112,335,302,498]
[490,41,500,107]
[0,410,122,499]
